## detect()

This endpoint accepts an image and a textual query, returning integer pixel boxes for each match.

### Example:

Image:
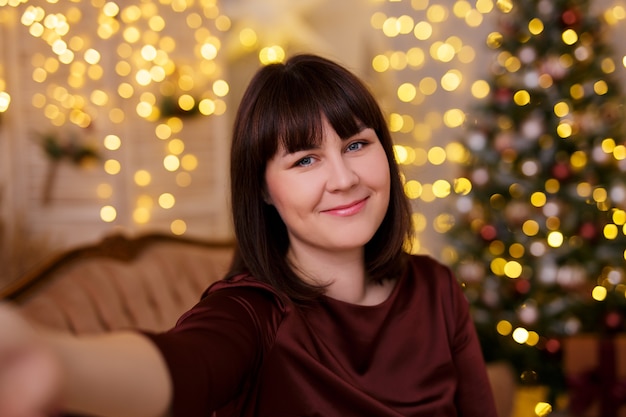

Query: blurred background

[1,1,626,416]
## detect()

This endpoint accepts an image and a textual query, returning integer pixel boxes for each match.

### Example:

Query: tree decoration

[447,0,626,404]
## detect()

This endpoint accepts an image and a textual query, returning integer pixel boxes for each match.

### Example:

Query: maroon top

[146,255,498,417]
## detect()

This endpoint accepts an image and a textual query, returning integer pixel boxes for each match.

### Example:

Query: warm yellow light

[239,27,257,47]
[0,92,11,112]
[528,18,544,35]
[594,80,609,95]
[554,101,569,117]
[133,207,150,224]
[398,83,417,102]
[512,327,529,344]
[163,155,180,171]
[604,224,619,240]
[496,320,513,336]
[562,29,578,45]
[535,402,552,417]
[136,101,154,118]
[259,46,285,64]
[490,257,507,276]
[427,4,448,22]
[486,32,503,49]
[570,151,587,169]
[177,94,195,111]
[592,285,608,301]
[526,331,539,346]
[167,139,184,155]
[382,17,401,37]
[141,44,157,61]
[419,77,437,95]
[613,210,626,225]
[103,2,120,18]
[453,177,472,195]
[530,192,546,207]
[504,261,522,278]
[453,0,471,18]
[404,180,423,199]
[557,121,573,138]
[136,69,152,86]
[427,146,446,165]
[104,159,121,175]
[547,231,564,248]
[84,48,101,65]
[397,15,415,34]
[522,220,540,236]
[436,43,455,62]
[413,21,432,40]
[513,90,530,106]
[134,170,151,186]
[198,99,216,115]
[393,145,408,164]
[432,180,451,198]
[509,243,525,258]
[171,219,187,235]
[504,56,521,72]
[372,54,390,72]
[471,80,490,98]
[181,154,198,171]
[158,193,175,209]
[443,108,465,127]
[100,205,117,222]
[201,43,218,60]
[441,70,462,91]
[496,0,513,13]
[601,58,616,74]
[103,134,121,150]
[90,89,108,106]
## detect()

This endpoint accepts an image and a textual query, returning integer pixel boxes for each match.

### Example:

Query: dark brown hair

[228,54,413,302]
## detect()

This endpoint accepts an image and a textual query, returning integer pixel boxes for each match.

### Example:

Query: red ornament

[552,163,570,180]
[561,8,581,27]
[579,222,597,240]
[480,224,497,241]
[515,279,531,294]
[494,88,512,105]
[605,311,623,330]
[545,338,561,354]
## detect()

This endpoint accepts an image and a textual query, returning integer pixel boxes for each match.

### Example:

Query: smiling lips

[322,197,369,217]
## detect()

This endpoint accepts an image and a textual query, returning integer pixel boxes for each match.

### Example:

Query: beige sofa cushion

[1,233,235,334]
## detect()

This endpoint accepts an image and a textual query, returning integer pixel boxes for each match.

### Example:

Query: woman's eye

[296,156,313,167]
[346,141,365,152]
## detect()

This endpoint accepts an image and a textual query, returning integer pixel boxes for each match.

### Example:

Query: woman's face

[264,118,390,258]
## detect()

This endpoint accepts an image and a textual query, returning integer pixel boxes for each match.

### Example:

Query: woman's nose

[326,156,359,191]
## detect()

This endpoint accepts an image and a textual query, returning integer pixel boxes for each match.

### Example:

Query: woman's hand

[0,303,63,417]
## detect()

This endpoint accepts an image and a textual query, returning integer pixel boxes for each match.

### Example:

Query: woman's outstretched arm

[0,303,172,417]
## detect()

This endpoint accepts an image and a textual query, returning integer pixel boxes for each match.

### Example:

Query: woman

[0,54,497,417]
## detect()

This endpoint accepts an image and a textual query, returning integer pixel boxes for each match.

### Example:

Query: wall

[1,0,626,287]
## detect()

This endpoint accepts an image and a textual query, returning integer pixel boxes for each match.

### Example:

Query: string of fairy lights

[0,0,625,242]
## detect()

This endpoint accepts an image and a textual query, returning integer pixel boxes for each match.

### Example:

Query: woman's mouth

[322,198,368,216]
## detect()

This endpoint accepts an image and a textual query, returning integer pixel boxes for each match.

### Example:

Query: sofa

[1,232,235,333]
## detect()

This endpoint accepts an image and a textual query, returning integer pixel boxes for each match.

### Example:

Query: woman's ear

[262,189,273,205]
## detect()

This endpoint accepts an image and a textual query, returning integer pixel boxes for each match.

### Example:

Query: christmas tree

[447,0,626,398]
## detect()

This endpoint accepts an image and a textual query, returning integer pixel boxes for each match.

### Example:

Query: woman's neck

[287,245,393,306]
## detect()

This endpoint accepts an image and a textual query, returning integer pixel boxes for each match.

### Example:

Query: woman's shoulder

[201,273,289,313]
[403,253,460,292]
[405,253,454,277]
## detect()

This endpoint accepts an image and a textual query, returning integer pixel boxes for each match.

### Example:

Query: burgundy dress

[145,255,498,417]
